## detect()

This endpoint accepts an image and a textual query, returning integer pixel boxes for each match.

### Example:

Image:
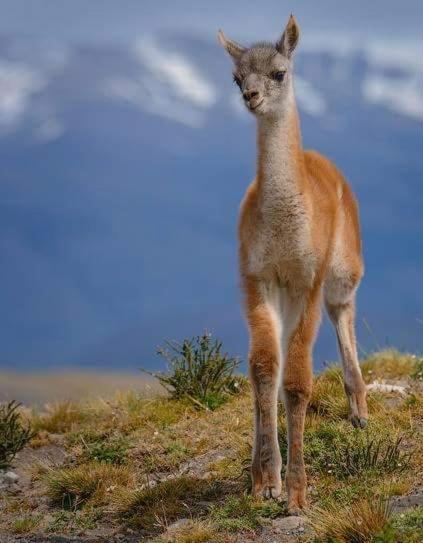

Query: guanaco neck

[256,87,304,206]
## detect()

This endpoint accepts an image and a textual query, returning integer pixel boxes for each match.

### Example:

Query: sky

[1,1,423,43]
[0,1,422,372]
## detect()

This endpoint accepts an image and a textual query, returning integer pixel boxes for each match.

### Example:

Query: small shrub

[44,462,133,509]
[308,495,392,543]
[0,400,35,469]
[143,333,243,410]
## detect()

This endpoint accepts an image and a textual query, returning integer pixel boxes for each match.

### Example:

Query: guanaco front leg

[282,287,321,513]
[245,278,282,499]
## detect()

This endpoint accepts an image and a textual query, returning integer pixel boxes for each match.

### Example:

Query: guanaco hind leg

[324,269,368,428]
[326,298,368,427]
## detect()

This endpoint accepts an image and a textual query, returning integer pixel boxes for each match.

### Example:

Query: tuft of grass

[143,333,244,410]
[308,495,392,542]
[44,462,133,509]
[112,476,219,531]
[331,434,412,478]
[0,400,35,469]
[10,514,42,534]
[32,401,85,434]
[302,421,412,479]
[210,495,285,533]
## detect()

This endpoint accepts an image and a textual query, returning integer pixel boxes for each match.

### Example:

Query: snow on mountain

[0,34,422,139]
[105,39,217,127]
[0,60,46,129]
[362,40,423,120]
[295,76,326,117]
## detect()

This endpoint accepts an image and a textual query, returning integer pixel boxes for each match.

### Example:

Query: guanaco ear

[217,29,246,63]
[276,14,300,58]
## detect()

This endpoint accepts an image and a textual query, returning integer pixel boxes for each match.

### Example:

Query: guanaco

[218,15,368,513]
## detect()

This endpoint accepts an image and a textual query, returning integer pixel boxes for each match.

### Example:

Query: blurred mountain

[0,33,422,370]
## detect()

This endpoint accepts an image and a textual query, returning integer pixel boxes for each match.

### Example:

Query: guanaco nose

[243,89,259,101]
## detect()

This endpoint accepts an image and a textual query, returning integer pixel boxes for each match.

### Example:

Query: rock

[391,488,423,513]
[4,471,19,484]
[167,518,190,531]
[272,515,305,533]
[0,470,19,491]
[367,381,407,395]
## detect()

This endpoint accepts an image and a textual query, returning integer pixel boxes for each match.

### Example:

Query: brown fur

[219,15,368,513]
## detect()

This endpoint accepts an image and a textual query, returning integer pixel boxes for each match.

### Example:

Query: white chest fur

[247,112,314,285]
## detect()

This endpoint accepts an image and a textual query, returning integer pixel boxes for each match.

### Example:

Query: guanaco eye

[233,74,242,89]
[272,71,286,82]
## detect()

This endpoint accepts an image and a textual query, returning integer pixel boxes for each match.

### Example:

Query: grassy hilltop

[0,346,422,543]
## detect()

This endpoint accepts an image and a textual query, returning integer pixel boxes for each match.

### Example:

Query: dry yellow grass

[44,461,135,508]
[31,401,85,433]
[307,496,392,542]
[361,349,420,381]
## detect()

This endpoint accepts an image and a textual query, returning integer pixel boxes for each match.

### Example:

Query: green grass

[45,509,100,534]
[385,508,423,543]
[83,436,130,465]
[210,495,285,533]
[304,425,412,479]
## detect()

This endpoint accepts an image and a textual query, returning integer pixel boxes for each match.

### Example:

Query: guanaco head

[218,15,300,118]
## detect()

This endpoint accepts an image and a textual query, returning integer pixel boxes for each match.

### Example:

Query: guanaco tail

[218,14,368,513]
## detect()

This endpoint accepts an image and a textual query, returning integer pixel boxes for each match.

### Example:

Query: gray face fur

[218,15,300,118]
